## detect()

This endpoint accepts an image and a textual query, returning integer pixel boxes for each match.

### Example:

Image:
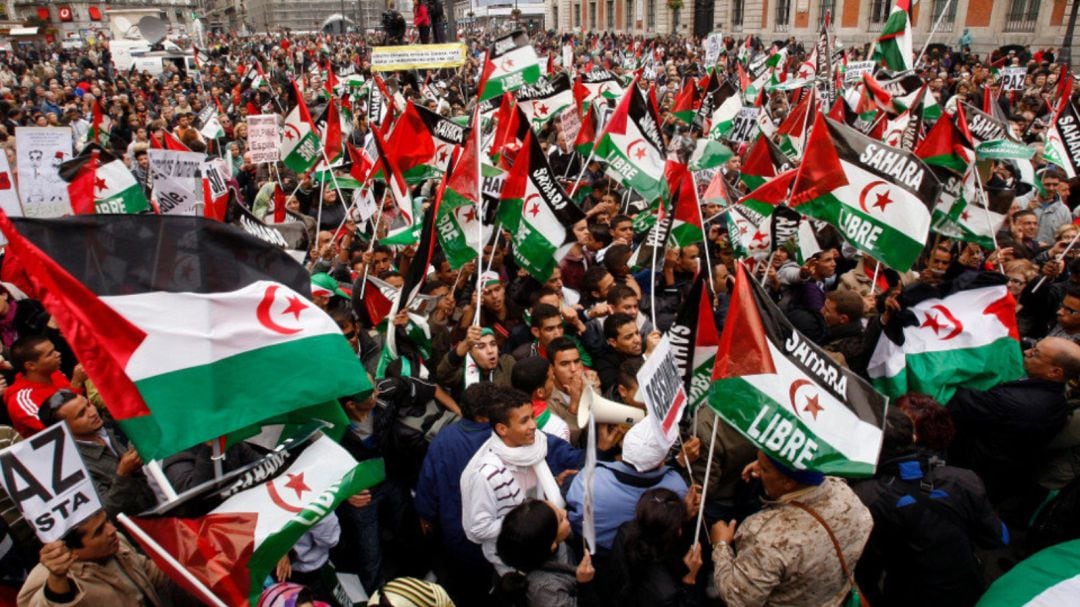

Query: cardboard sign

[844,61,876,86]
[0,424,102,542]
[704,33,724,67]
[247,114,280,165]
[1000,66,1027,91]
[371,43,466,72]
[149,149,205,215]
[16,127,73,218]
[729,107,760,143]
[637,336,689,446]
[558,106,582,147]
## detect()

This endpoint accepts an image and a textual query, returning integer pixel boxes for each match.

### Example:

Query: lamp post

[1064,0,1080,69]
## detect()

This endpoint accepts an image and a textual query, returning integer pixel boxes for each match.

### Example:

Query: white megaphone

[578,384,646,428]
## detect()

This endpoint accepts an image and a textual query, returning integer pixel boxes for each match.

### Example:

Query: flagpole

[695,192,718,294]
[569,147,597,196]
[117,514,230,607]
[973,167,1006,274]
[759,250,777,286]
[649,225,660,329]
[1032,229,1080,292]
[692,420,718,547]
[474,103,484,328]
[915,0,955,68]
[358,192,387,300]
[314,174,326,234]
[869,261,881,297]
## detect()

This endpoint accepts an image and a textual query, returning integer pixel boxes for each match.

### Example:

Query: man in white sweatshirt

[460,386,584,572]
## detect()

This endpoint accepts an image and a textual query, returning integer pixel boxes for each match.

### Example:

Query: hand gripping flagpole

[693,420,719,547]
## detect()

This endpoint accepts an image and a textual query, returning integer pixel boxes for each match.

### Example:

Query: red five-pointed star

[803,394,823,420]
[438,149,449,163]
[528,203,540,217]
[872,190,893,211]
[960,211,970,221]
[921,312,943,335]
[537,103,549,115]
[633,147,647,160]
[463,207,478,223]
[285,130,295,140]
[283,472,310,500]
[282,295,307,320]
[752,231,766,242]
[94,177,107,192]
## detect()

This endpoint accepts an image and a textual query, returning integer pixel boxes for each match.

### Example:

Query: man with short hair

[1047,283,1080,344]
[511,304,566,360]
[823,289,867,370]
[436,325,515,402]
[511,356,570,442]
[38,390,156,517]
[544,337,600,445]
[593,313,644,393]
[18,510,178,607]
[4,335,85,438]
[460,387,583,572]
[949,336,1080,507]
[1030,168,1070,244]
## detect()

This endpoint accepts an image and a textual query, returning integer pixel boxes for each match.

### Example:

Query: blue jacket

[414,418,492,563]
[565,461,688,552]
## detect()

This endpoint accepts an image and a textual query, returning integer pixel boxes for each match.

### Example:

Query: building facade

[549,0,1073,57]
[242,0,401,33]
[4,0,198,41]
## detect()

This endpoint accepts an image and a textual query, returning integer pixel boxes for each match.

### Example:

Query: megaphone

[578,384,646,428]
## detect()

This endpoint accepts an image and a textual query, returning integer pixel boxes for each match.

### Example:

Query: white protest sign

[1000,66,1027,91]
[16,127,73,218]
[562,44,574,73]
[704,33,724,67]
[201,158,230,199]
[149,149,205,215]
[352,187,378,222]
[247,114,281,164]
[729,107,760,143]
[756,106,777,138]
[581,409,597,554]
[844,60,876,86]
[371,43,467,72]
[558,106,582,148]
[637,336,689,446]
[0,423,102,542]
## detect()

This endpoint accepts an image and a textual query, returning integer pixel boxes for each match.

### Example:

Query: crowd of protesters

[0,15,1077,607]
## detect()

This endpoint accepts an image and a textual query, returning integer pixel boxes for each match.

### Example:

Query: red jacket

[5,371,75,437]
[414,3,431,27]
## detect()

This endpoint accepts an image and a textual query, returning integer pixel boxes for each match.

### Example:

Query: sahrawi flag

[977,539,1080,607]
[121,432,386,607]
[871,0,915,72]
[710,262,887,476]
[789,113,941,272]
[438,123,494,269]
[0,214,369,461]
[479,30,541,102]
[517,72,575,126]
[592,80,668,204]
[281,83,322,174]
[59,144,150,214]
[666,271,719,411]
[867,272,1024,403]
[498,129,586,280]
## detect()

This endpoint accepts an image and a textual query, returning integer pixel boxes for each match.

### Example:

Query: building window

[647,0,655,28]
[590,0,597,28]
[574,3,581,27]
[607,0,614,28]
[732,0,744,31]
[869,0,889,30]
[775,0,791,30]
[818,0,835,26]
[626,0,633,29]
[930,0,956,32]
[1004,0,1040,32]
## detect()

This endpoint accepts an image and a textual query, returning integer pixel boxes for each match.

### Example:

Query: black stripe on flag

[826,118,942,209]
[414,104,471,146]
[9,215,311,297]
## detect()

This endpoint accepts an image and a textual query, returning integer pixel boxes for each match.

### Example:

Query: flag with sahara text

[790,114,941,272]
[709,263,887,476]
[0,215,370,461]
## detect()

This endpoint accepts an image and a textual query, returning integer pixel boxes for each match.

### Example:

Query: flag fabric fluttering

[122,432,386,607]
[789,113,941,272]
[281,83,322,174]
[0,214,370,461]
[871,0,915,72]
[710,262,887,476]
[976,539,1080,607]
[479,31,542,102]
[59,144,151,215]
[498,130,586,280]
[592,80,668,204]
[665,271,719,411]
[867,272,1024,403]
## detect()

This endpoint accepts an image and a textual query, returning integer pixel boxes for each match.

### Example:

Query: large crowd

[0,12,1078,607]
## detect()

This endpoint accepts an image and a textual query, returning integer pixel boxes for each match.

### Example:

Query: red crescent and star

[858,180,894,213]
[256,285,307,335]
[788,379,824,421]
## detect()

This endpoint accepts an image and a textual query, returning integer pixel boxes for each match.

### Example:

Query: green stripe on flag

[121,334,367,459]
[798,192,925,272]
[871,337,1023,403]
[709,377,875,477]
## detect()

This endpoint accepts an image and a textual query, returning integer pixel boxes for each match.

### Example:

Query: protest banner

[371,43,467,72]
[844,60,876,85]
[729,107,760,143]
[0,152,23,244]
[637,336,689,446]
[0,424,102,542]
[248,114,281,164]
[150,149,205,215]
[16,127,73,218]
[1000,66,1027,91]
[558,105,582,147]
[704,32,724,67]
